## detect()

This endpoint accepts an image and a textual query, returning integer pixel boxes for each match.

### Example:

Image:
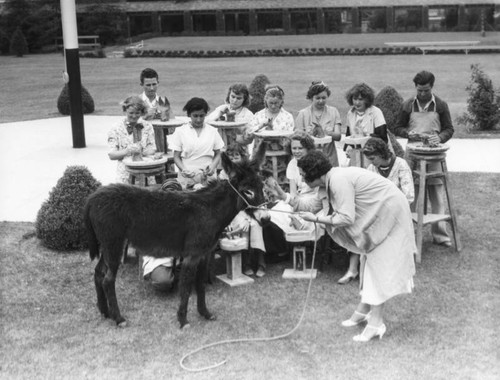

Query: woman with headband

[295,81,343,166]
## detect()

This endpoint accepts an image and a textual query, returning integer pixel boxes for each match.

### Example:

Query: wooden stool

[282,230,318,279]
[164,153,178,179]
[217,237,254,286]
[126,165,166,187]
[408,150,462,263]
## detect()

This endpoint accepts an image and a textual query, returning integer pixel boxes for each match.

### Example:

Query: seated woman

[295,81,342,167]
[220,143,267,277]
[169,97,225,190]
[364,137,414,204]
[264,132,326,249]
[337,137,415,285]
[344,83,388,168]
[297,151,416,343]
[206,83,254,153]
[245,85,294,151]
[107,96,157,184]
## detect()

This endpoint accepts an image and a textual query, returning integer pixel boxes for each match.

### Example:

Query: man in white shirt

[139,68,170,120]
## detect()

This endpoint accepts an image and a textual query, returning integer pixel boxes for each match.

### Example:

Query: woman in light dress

[169,97,225,190]
[206,83,254,153]
[298,151,416,343]
[295,81,342,167]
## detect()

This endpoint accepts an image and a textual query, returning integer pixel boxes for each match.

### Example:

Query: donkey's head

[221,144,270,224]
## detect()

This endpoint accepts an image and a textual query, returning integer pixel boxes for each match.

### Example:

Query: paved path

[1,116,499,222]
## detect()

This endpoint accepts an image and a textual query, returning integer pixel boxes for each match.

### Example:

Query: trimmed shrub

[374,86,405,158]
[57,84,95,115]
[248,74,271,114]
[458,64,500,131]
[9,27,29,57]
[36,166,101,251]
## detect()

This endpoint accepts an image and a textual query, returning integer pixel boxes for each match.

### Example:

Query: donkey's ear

[221,152,233,174]
[250,141,266,169]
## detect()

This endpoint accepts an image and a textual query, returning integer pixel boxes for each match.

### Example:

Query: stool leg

[441,160,462,252]
[225,252,233,280]
[415,159,427,263]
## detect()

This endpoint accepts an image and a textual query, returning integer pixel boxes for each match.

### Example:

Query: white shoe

[337,270,359,284]
[353,324,386,342]
[341,311,371,327]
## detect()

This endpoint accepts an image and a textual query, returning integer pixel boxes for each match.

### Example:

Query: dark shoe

[434,240,452,248]
[244,267,254,276]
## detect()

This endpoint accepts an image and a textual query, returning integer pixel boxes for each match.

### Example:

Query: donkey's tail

[83,200,100,261]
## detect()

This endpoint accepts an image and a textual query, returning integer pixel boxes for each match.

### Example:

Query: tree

[458,64,500,131]
[78,4,127,46]
[0,0,32,53]
[9,27,28,57]
[374,86,405,158]
[248,74,271,114]
[36,166,101,251]
[57,84,95,115]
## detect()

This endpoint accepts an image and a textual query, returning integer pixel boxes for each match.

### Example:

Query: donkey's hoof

[180,323,191,330]
[117,321,127,328]
[205,313,216,321]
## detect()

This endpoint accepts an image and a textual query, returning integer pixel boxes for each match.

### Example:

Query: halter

[226,179,297,217]
[226,179,268,212]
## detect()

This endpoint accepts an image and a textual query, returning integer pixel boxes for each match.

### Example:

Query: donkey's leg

[177,260,197,328]
[94,256,109,318]
[196,258,216,321]
[102,254,126,327]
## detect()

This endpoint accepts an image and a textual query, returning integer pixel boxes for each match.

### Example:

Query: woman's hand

[298,211,316,222]
[181,169,195,178]
[344,145,353,158]
[127,144,141,156]
[204,165,215,177]
[265,176,279,190]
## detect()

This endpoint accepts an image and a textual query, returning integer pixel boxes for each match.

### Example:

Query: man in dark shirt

[393,70,454,247]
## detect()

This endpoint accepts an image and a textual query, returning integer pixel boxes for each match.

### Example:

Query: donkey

[84,151,269,328]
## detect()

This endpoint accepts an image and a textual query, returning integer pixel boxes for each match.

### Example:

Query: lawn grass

[1,32,499,137]
[1,172,499,380]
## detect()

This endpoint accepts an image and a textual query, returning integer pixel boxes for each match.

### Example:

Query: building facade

[76,0,500,38]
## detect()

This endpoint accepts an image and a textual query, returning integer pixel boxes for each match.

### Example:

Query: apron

[406,111,442,185]
[177,156,215,189]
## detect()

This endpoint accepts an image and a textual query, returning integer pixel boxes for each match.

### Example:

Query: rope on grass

[179,219,320,372]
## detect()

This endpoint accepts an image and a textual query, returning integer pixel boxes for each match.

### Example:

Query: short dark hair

[345,83,375,108]
[413,71,435,87]
[183,97,210,115]
[287,132,316,155]
[140,68,159,85]
[362,137,392,160]
[297,151,332,183]
[226,84,250,108]
[306,80,331,100]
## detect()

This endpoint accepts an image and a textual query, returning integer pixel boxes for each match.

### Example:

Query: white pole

[60,0,79,49]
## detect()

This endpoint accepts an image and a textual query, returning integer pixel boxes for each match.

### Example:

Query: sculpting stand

[282,230,317,279]
[409,150,462,263]
[217,237,254,287]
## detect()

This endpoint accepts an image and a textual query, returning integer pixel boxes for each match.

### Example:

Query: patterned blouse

[107,118,156,183]
[251,107,294,132]
[367,156,414,204]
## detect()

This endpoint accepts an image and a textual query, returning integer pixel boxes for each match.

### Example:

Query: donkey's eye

[242,190,255,199]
